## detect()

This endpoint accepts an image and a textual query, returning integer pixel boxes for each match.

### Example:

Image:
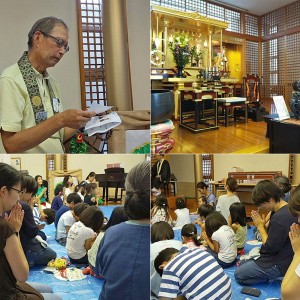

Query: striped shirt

[159,247,232,300]
[32,207,40,224]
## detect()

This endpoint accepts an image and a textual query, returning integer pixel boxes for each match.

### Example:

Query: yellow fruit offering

[47,257,67,270]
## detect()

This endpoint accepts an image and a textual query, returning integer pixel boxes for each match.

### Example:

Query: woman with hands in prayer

[234,180,297,285]
[0,162,61,299]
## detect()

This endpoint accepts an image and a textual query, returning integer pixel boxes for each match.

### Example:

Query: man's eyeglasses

[39,31,70,52]
[9,187,24,196]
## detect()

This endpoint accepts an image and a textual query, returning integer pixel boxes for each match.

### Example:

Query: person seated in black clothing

[84,183,98,206]
[151,154,170,195]
[234,180,298,285]
[51,184,64,211]
[19,175,56,267]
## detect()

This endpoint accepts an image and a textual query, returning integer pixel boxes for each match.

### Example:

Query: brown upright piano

[96,168,127,203]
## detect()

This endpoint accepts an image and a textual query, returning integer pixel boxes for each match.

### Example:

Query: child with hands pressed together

[173,197,191,227]
[66,205,104,266]
[51,184,64,211]
[190,195,207,215]
[195,203,214,229]
[181,223,205,249]
[56,200,88,246]
[203,211,237,268]
[228,202,247,255]
[75,181,87,201]
[83,183,98,206]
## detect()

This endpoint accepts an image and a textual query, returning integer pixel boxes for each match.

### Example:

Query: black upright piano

[95,168,127,203]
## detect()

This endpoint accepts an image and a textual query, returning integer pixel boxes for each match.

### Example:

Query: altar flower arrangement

[168,33,191,70]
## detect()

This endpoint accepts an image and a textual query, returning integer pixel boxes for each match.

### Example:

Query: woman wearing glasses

[0,162,61,299]
[0,17,96,153]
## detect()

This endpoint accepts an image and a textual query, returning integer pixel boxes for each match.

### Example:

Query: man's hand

[61,110,96,129]
[1,109,96,153]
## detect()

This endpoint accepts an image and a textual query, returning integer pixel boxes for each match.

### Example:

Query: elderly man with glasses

[0,17,96,153]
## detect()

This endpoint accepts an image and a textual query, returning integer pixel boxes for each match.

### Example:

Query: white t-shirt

[151,239,182,297]
[56,210,75,240]
[88,231,105,267]
[66,221,95,259]
[216,194,240,221]
[212,225,237,263]
[174,208,191,227]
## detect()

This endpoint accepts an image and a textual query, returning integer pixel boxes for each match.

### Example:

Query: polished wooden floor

[169,118,269,154]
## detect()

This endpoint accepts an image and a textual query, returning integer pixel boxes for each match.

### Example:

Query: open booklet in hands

[84,103,122,136]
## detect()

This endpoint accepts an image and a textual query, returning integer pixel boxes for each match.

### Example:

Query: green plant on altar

[190,45,203,66]
[168,33,191,68]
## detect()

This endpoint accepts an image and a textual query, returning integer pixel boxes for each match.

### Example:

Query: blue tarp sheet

[28,206,282,300]
[28,206,117,300]
[173,225,281,300]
